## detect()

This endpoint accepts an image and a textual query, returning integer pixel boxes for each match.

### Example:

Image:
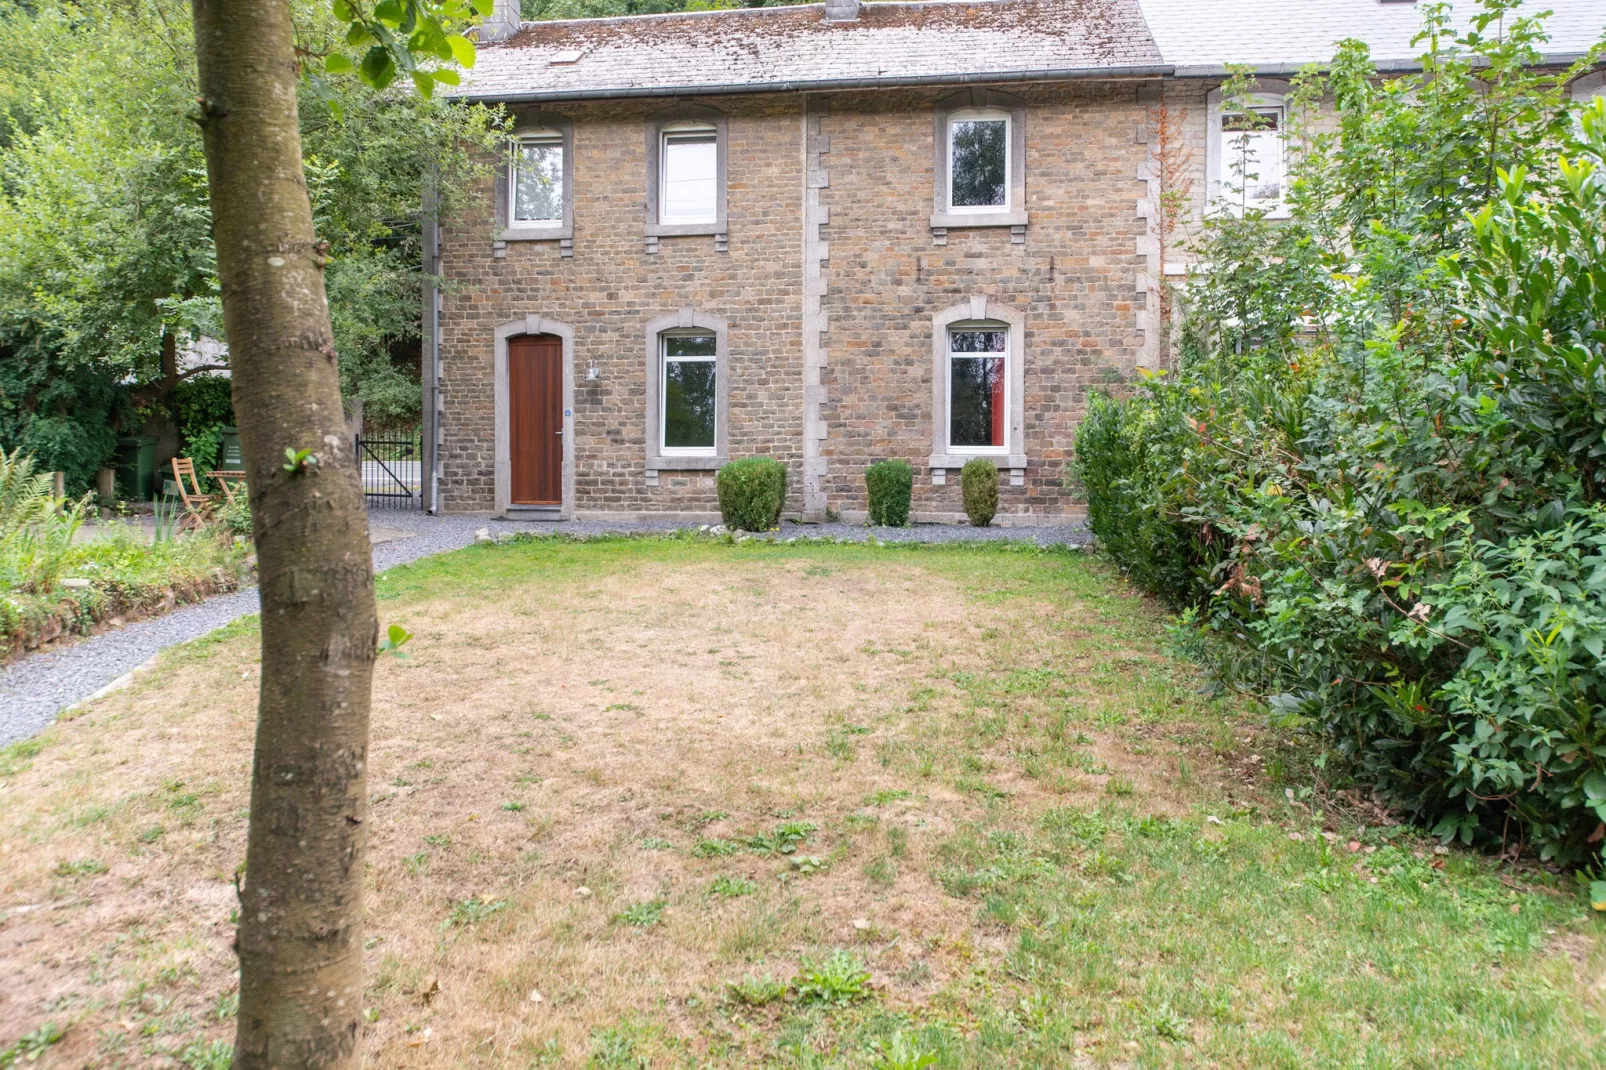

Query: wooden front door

[508,334,563,505]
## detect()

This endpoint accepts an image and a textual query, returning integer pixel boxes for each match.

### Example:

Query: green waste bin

[220,427,243,469]
[115,436,158,501]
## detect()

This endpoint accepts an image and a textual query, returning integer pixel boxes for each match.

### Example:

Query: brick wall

[437,82,1154,520]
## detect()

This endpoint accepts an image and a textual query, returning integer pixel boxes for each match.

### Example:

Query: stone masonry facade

[436,81,1156,521]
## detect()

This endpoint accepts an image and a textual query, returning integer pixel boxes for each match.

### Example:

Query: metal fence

[356,425,422,510]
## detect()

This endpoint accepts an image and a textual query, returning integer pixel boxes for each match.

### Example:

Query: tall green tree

[0,0,500,490]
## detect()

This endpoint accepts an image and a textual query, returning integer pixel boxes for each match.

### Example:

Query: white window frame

[944,322,1011,456]
[659,122,719,227]
[1206,83,1290,219]
[658,327,719,457]
[928,297,1026,474]
[510,129,565,226]
[946,107,1011,216]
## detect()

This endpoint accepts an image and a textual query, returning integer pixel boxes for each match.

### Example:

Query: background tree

[0,0,500,489]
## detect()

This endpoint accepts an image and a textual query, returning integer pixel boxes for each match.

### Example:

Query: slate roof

[457,0,1605,102]
[1139,0,1606,75]
[457,0,1167,102]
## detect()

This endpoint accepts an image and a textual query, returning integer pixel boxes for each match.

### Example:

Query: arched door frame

[494,315,576,518]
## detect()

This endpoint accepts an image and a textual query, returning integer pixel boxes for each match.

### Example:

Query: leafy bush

[716,457,786,531]
[1073,10,1606,865]
[864,459,912,527]
[220,494,252,537]
[960,458,997,527]
[171,375,234,473]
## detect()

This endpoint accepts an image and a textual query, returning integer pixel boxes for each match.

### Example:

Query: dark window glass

[950,119,1007,208]
[950,358,1006,450]
[663,333,717,450]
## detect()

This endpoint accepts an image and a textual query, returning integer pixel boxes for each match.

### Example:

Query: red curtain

[989,358,1005,446]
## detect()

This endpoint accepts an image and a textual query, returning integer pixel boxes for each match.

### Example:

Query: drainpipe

[422,172,442,514]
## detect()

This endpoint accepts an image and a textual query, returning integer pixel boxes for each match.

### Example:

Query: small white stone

[1206,815,1223,825]
[852,918,869,931]
[575,886,592,898]
[528,989,543,1004]
[61,578,91,589]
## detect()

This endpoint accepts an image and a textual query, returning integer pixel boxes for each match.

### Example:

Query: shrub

[1073,29,1606,865]
[960,458,997,527]
[716,457,786,531]
[864,459,913,527]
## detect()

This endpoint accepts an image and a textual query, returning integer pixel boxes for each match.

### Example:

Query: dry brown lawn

[2,537,1601,1068]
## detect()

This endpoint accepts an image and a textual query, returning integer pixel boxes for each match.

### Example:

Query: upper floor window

[946,324,1009,454]
[948,108,1010,213]
[660,124,719,225]
[1207,83,1289,218]
[645,106,728,246]
[659,330,718,454]
[512,131,564,225]
[497,113,574,252]
[931,90,1027,236]
[1220,105,1284,209]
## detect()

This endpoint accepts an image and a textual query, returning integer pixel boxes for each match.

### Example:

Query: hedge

[864,460,912,527]
[716,457,787,531]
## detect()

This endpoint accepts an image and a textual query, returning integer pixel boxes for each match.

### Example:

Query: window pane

[663,356,716,450]
[665,333,716,359]
[949,329,1006,354]
[662,135,717,223]
[514,141,563,222]
[950,355,1006,449]
[1221,110,1283,203]
[950,119,1007,208]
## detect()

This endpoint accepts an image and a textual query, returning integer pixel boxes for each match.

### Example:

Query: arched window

[645,310,729,476]
[929,297,1026,480]
[1206,82,1289,217]
[497,112,573,254]
[931,89,1028,241]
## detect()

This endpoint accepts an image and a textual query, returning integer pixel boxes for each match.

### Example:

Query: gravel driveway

[0,510,1086,746]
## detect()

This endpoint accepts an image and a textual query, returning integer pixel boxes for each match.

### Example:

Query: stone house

[424,0,1605,522]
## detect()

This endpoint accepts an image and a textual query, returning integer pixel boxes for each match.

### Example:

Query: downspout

[422,171,442,514]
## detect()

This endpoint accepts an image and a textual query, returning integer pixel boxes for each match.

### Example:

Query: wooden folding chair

[170,457,215,533]
[208,469,247,505]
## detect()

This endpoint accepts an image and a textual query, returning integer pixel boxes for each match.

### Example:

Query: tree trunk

[189,1,378,1067]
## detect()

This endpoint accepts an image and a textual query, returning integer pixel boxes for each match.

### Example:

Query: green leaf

[324,53,356,75]
[359,45,395,89]
[447,34,477,68]
[1591,880,1606,913]
[345,21,374,46]
[374,0,404,25]
[471,0,494,16]
[410,70,436,98]
[332,0,356,20]
[431,68,460,86]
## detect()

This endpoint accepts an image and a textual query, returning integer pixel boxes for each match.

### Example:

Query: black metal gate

[356,426,421,510]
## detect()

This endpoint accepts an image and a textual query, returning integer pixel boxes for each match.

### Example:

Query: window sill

[929,453,1026,470]
[647,454,726,472]
[645,222,726,238]
[501,223,573,242]
[929,210,1028,230]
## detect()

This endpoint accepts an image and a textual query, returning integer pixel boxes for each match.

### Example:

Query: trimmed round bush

[716,457,787,531]
[960,458,998,527]
[864,459,912,527]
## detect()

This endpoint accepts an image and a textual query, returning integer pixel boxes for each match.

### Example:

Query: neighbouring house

[424,0,1604,522]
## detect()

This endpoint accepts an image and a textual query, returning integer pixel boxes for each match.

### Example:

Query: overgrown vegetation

[0,448,247,658]
[716,456,788,531]
[1074,2,1606,869]
[865,460,913,527]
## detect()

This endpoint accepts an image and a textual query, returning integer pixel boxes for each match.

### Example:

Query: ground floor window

[660,330,718,453]
[947,324,1008,452]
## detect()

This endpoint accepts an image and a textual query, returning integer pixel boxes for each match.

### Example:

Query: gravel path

[0,510,1086,746]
